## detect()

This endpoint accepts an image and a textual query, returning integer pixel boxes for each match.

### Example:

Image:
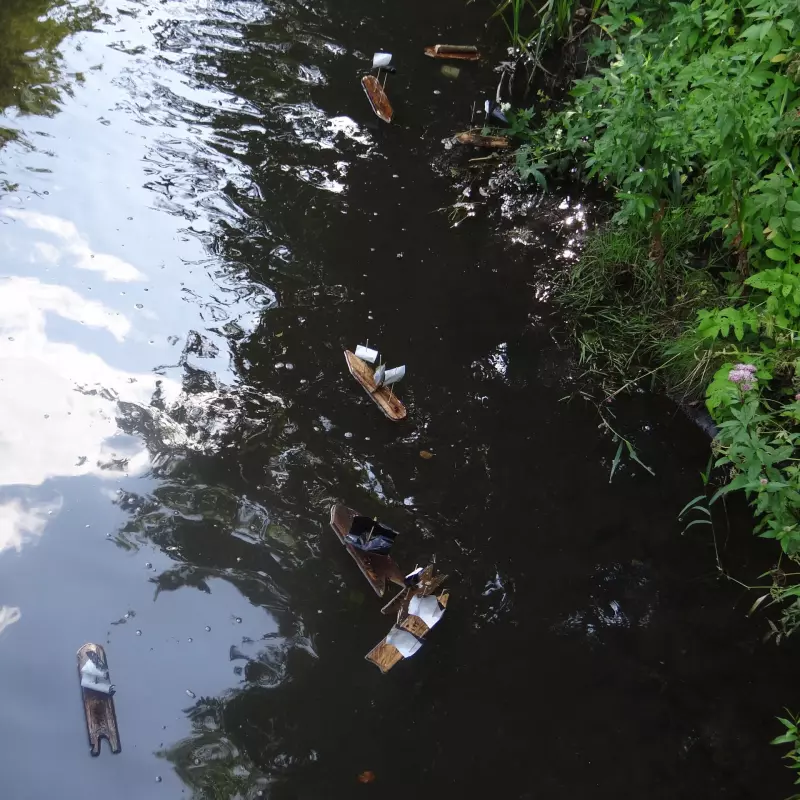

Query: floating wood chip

[330,504,406,597]
[361,75,393,123]
[454,131,511,148]
[344,349,406,421]
[424,44,480,61]
[77,643,121,756]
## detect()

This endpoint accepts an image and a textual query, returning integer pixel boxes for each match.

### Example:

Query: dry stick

[565,21,596,45]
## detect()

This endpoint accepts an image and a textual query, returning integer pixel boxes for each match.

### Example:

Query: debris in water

[185,689,196,699]
[358,771,377,784]
[344,348,407,421]
[454,131,510,149]
[205,626,211,632]
[77,643,121,755]
[361,75,393,123]
[424,44,479,60]
[440,65,461,80]
[419,450,434,460]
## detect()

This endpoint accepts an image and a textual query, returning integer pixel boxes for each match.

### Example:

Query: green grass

[560,212,726,397]
[491,0,603,70]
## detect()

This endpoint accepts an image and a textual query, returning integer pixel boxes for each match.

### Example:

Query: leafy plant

[491,0,604,72]
[772,712,800,789]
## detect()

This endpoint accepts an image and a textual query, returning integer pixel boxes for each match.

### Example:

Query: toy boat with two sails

[344,343,406,421]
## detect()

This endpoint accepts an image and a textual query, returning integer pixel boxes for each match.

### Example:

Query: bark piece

[424,45,480,60]
[454,131,510,148]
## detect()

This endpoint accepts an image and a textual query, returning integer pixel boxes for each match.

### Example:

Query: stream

[0,1,797,798]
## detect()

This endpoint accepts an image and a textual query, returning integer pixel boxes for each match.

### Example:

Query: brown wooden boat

[365,564,449,673]
[361,75,393,123]
[424,44,480,61]
[77,643,121,756]
[454,131,510,148]
[330,504,406,597]
[344,349,406,421]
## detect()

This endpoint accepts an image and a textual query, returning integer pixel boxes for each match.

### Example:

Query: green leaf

[683,518,712,531]
[609,441,623,483]
[766,248,790,262]
[678,494,707,518]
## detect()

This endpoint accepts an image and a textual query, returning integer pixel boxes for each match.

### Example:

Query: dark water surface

[0,1,797,798]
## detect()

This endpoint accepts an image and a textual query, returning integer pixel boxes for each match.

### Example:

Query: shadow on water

[0,1,799,799]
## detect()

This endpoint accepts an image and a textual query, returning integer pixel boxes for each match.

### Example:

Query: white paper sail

[355,345,378,364]
[385,626,422,658]
[81,660,108,680]
[382,365,405,386]
[408,594,445,628]
[372,52,392,69]
[81,675,114,694]
[81,657,114,693]
[373,363,386,386]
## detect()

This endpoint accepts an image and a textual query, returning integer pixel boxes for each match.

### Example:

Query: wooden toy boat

[77,643,121,756]
[365,564,449,673]
[361,75,393,123]
[330,504,406,596]
[344,349,406,421]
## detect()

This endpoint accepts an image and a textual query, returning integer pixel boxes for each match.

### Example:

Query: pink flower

[728,363,757,390]
[760,477,768,485]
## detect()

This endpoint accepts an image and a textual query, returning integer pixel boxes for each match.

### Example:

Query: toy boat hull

[366,586,449,673]
[344,350,406,421]
[361,75,393,123]
[77,643,121,756]
[330,504,406,596]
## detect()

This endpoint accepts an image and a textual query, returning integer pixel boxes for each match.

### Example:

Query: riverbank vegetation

[494,0,800,779]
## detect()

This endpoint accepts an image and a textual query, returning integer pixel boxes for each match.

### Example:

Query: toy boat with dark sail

[330,504,407,596]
